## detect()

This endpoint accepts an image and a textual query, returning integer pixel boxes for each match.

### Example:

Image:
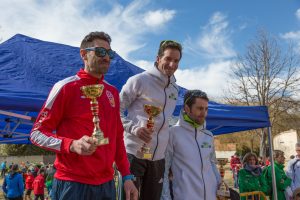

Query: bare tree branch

[224,29,300,157]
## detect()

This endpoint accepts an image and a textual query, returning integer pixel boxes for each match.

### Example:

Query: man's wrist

[123,174,135,183]
[69,140,75,152]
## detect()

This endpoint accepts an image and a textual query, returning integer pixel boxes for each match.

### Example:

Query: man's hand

[136,127,153,143]
[124,180,138,200]
[70,135,98,155]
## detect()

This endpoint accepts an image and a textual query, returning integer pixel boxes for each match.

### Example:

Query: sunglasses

[85,47,115,59]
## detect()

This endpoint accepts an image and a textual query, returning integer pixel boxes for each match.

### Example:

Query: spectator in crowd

[230,152,241,188]
[1,161,7,178]
[45,165,55,200]
[265,156,271,166]
[2,164,24,200]
[238,152,269,200]
[293,187,300,200]
[265,150,291,200]
[33,169,45,200]
[33,165,39,177]
[286,142,300,192]
[24,169,35,200]
[257,156,265,168]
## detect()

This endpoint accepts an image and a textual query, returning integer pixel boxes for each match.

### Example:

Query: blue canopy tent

[0,34,271,143]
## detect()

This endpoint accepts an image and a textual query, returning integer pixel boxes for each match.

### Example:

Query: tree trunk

[259,129,267,158]
[250,134,254,153]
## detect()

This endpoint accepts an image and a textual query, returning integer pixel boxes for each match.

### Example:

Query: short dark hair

[184,90,209,108]
[157,40,182,59]
[80,31,112,49]
[38,168,45,174]
[273,150,284,159]
[11,164,19,172]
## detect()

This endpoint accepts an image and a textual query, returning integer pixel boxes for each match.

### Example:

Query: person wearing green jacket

[238,152,269,200]
[265,150,292,200]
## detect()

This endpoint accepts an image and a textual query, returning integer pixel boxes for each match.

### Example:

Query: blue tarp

[0,34,271,144]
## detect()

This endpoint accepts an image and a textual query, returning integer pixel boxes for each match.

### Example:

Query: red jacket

[25,173,34,190]
[30,69,130,185]
[230,156,241,170]
[33,174,45,195]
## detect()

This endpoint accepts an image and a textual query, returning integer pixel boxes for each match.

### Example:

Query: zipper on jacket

[195,128,206,200]
[152,78,170,160]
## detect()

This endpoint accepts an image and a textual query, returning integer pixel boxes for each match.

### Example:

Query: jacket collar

[147,66,176,86]
[177,110,206,132]
[274,161,284,169]
[77,68,104,84]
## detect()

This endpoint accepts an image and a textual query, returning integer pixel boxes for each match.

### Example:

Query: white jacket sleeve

[286,159,296,190]
[161,132,174,200]
[119,76,142,135]
[286,159,294,178]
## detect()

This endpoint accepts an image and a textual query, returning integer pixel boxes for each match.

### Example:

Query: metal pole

[267,127,277,200]
[0,110,33,121]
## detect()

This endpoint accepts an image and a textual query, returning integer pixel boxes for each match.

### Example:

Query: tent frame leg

[267,127,278,200]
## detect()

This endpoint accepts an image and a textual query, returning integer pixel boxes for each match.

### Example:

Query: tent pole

[267,127,277,200]
[0,110,33,121]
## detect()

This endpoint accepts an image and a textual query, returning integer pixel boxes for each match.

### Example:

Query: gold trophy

[137,104,161,160]
[216,158,230,200]
[80,84,109,146]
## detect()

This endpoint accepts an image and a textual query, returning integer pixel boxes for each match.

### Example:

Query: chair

[239,191,267,200]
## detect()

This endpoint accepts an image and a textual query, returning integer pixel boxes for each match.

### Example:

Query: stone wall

[0,155,55,165]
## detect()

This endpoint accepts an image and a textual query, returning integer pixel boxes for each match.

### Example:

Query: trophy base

[137,150,152,160]
[217,189,230,198]
[95,137,109,146]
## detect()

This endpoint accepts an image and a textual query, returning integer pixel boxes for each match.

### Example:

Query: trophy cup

[137,104,161,160]
[80,84,109,146]
[216,158,230,200]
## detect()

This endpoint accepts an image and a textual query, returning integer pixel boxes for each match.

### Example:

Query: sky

[0,0,299,99]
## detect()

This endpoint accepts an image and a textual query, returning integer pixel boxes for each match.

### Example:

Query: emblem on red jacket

[33,110,48,130]
[106,90,115,107]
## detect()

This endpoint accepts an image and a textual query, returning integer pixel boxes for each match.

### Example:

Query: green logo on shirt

[169,93,177,100]
[201,142,211,148]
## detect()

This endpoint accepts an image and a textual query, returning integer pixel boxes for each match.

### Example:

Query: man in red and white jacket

[30,31,137,200]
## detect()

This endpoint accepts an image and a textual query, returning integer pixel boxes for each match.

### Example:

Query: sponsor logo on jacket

[201,142,211,148]
[106,90,115,107]
[169,93,177,100]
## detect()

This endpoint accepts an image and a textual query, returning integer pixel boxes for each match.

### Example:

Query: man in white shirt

[286,142,300,192]
[161,90,221,200]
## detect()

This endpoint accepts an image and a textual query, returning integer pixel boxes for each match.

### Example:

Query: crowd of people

[230,143,300,200]
[1,161,55,200]
[1,30,298,200]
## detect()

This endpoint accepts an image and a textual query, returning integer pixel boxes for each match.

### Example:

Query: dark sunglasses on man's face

[85,47,115,59]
